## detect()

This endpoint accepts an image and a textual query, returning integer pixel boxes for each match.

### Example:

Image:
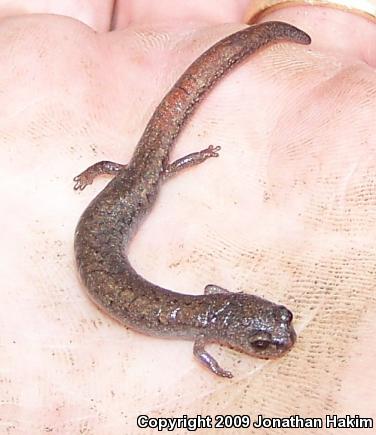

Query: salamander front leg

[205,284,244,295]
[73,161,126,190]
[163,145,220,179]
[204,284,230,295]
[193,335,233,378]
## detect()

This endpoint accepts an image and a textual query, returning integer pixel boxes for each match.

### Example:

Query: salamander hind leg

[73,161,126,190]
[193,335,233,378]
[163,145,220,179]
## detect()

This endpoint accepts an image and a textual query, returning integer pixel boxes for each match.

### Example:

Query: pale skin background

[1,0,376,433]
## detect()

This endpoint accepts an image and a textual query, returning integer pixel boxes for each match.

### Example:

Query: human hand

[1,1,375,432]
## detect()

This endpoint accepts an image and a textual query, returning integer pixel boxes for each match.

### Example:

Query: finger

[0,0,115,31]
[246,3,376,66]
[111,0,250,30]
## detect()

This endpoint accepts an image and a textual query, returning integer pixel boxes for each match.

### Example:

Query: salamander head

[217,294,296,358]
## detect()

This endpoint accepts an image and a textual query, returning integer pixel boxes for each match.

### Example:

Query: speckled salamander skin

[74,21,311,377]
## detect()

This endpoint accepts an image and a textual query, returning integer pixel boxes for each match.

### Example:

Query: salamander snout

[246,305,296,358]
[224,296,297,359]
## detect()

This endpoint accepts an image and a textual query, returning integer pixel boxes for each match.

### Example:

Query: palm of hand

[1,7,375,433]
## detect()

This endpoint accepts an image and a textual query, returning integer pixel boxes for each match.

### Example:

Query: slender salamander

[73,21,311,378]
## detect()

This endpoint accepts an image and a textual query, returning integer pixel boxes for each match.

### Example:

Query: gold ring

[245,0,376,23]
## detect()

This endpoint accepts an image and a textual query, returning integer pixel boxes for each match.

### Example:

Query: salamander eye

[279,307,293,323]
[250,332,272,351]
[252,340,270,350]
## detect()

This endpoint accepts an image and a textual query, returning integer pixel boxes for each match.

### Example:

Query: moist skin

[74,21,311,378]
